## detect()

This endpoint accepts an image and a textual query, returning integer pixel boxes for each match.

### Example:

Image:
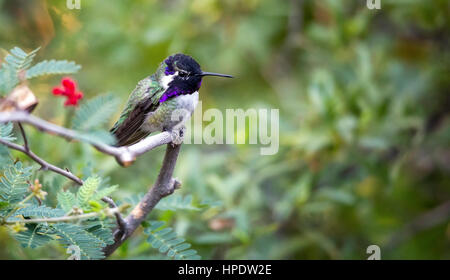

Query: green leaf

[77,176,101,208]
[0,145,12,166]
[51,223,106,260]
[122,193,144,206]
[0,201,9,210]
[12,205,65,219]
[57,190,77,213]
[0,46,80,96]
[126,193,205,212]
[14,224,53,249]
[72,94,120,131]
[0,67,18,96]
[25,60,81,79]
[144,220,201,260]
[155,194,200,211]
[0,47,40,95]
[77,130,117,146]
[199,198,223,208]
[83,219,115,247]
[91,185,118,201]
[70,94,119,146]
[4,47,40,72]
[0,162,33,204]
[0,122,16,142]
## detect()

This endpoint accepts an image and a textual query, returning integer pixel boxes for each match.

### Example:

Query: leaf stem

[5,207,123,225]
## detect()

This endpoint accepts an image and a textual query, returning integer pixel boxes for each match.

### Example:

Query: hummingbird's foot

[170,126,185,146]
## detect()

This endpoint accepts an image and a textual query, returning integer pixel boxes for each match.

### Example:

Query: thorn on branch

[165,178,182,196]
[173,178,182,190]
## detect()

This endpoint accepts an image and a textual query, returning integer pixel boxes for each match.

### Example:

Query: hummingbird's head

[158,53,233,103]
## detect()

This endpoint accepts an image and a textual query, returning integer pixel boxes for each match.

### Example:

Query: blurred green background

[0,0,449,259]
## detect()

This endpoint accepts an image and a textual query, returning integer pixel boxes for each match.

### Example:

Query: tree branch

[0,111,174,166]
[102,144,182,257]
[0,137,84,185]
[101,196,128,236]
[0,110,184,258]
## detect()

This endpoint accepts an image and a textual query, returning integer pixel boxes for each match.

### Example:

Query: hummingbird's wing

[111,76,163,146]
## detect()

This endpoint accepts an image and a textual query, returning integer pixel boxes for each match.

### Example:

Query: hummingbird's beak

[199,71,233,78]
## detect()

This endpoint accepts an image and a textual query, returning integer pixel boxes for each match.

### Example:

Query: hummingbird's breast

[141,91,199,133]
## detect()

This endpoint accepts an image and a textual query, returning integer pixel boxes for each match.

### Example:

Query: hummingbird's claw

[170,126,185,146]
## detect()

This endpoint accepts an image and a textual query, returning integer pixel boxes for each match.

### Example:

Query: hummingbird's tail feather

[110,98,158,147]
[113,130,150,147]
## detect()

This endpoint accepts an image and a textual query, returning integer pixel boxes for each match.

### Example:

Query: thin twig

[4,207,122,225]
[0,137,84,185]
[17,122,28,151]
[102,196,128,237]
[1,123,128,231]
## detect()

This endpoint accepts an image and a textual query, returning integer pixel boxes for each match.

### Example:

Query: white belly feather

[142,91,198,133]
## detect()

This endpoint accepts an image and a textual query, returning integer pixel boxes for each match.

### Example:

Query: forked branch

[0,110,183,258]
[0,111,173,166]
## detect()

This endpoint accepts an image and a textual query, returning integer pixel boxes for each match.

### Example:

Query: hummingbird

[110,54,233,147]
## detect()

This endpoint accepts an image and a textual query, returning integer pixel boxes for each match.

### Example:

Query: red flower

[52,77,83,106]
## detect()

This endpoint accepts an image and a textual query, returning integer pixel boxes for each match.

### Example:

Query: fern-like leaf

[0,145,12,166]
[51,223,105,260]
[14,224,53,249]
[0,47,40,95]
[25,59,81,79]
[91,185,118,201]
[12,205,65,219]
[76,176,100,208]
[155,195,200,211]
[0,122,16,141]
[144,221,201,260]
[4,47,40,72]
[72,94,120,131]
[77,130,116,146]
[57,190,77,213]
[124,194,203,212]
[120,193,144,209]
[0,67,19,95]
[0,46,82,96]
[0,162,33,204]
[83,219,115,247]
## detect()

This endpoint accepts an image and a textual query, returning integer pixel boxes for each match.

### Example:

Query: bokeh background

[0,0,449,259]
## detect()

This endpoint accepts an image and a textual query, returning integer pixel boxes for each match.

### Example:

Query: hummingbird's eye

[178,71,189,78]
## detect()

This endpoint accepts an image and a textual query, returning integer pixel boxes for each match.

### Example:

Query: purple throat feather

[159,88,186,103]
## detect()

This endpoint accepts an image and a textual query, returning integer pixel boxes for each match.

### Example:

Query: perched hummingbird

[110,54,233,146]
